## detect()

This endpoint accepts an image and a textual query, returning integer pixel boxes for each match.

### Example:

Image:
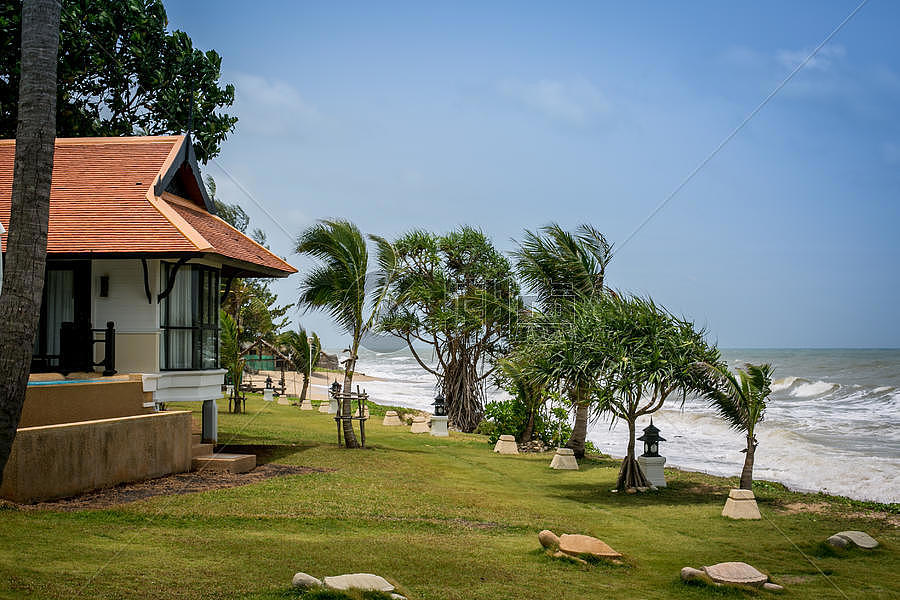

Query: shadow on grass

[549,478,728,507]
[217,444,317,464]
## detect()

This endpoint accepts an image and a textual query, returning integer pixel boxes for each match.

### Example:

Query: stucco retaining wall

[0,410,192,503]
[20,375,153,428]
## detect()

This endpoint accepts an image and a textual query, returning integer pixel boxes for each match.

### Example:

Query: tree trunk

[443,345,483,433]
[340,340,359,448]
[616,417,651,491]
[565,383,589,459]
[739,435,757,490]
[300,374,309,402]
[0,0,61,486]
[519,407,535,443]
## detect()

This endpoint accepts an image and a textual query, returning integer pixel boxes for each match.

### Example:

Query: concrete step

[191,443,214,458]
[191,453,255,474]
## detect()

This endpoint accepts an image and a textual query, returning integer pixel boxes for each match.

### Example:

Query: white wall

[92,259,160,333]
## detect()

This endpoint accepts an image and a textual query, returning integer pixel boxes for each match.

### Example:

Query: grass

[0,394,896,599]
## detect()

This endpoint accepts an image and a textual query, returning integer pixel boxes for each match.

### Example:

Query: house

[0,135,296,502]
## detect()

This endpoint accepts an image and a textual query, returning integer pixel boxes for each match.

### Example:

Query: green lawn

[0,395,896,599]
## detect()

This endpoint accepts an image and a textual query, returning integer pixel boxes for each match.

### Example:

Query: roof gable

[0,136,296,278]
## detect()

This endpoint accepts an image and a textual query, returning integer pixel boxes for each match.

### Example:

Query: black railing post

[102,321,116,376]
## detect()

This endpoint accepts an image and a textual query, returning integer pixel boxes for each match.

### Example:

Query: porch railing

[59,321,116,376]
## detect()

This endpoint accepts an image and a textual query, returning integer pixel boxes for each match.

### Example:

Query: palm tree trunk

[300,374,309,402]
[340,339,359,448]
[617,416,651,490]
[565,384,589,459]
[0,0,61,486]
[739,435,756,490]
[520,408,535,443]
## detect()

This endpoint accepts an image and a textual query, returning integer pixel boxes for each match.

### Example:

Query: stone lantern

[430,393,448,437]
[328,380,341,414]
[263,375,274,402]
[636,419,667,487]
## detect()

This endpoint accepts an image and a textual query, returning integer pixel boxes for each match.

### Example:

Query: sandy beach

[254,369,386,401]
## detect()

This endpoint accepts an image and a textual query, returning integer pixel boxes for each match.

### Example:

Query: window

[159,262,220,370]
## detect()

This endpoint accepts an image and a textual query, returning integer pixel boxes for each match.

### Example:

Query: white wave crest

[791,380,840,398]
[771,376,809,393]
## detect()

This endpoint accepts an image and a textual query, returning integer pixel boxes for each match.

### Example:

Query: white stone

[277,395,291,405]
[323,573,394,592]
[291,572,322,589]
[826,534,850,549]
[680,567,704,582]
[721,489,761,520]
[637,455,667,487]
[263,388,274,402]
[550,447,579,470]
[328,397,339,414]
[300,397,314,410]
[383,410,404,426]
[833,530,878,549]
[410,415,429,434]
[319,400,331,413]
[494,434,519,454]
[430,415,449,437]
[762,582,785,592]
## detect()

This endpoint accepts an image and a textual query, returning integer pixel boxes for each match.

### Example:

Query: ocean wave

[790,380,839,397]
[770,376,809,392]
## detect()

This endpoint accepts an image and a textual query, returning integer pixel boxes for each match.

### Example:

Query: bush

[479,398,572,446]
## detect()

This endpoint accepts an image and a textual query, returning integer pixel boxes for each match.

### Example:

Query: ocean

[340,347,899,504]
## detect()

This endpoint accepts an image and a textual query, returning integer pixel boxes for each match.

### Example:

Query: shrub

[479,398,572,446]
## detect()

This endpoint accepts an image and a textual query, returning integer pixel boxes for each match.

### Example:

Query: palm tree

[295,220,392,448]
[700,362,774,490]
[512,223,612,459]
[279,328,321,403]
[0,0,61,485]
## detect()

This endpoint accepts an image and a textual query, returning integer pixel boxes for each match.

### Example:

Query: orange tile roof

[0,136,296,277]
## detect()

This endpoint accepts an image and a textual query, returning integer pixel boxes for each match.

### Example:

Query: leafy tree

[295,219,393,448]
[0,0,236,162]
[0,0,60,485]
[279,328,322,402]
[219,310,245,413]
[377,227,521,432]
[586,295,719,491]
[208,177,292,346]
[700,362,774,490]
[512,223,612,458]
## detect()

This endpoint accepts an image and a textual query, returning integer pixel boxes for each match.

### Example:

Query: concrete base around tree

[494,435,518,454]
[722,488,762,520]
[637,455,667,487]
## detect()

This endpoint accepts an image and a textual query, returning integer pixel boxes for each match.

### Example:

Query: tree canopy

[377,226,521,431]
[0,0,236,162]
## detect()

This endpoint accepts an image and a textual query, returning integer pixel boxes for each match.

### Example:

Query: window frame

[159,261,220,371]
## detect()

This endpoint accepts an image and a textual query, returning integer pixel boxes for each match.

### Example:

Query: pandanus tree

[295,220,393,448]
[279,328,321,402]
[376,227,520,432]
[512,223,612,458]
[592,296,721,491]
[700,362,774,490]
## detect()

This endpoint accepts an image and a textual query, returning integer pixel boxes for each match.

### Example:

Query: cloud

[230,73,322,136]
[776,44,846,72]
[498,77,610,124]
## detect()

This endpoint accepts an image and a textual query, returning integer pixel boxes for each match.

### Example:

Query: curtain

[45,269,74,364]
[164,265,193,369]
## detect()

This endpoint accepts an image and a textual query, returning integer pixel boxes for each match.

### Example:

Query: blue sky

[168,1,900,349]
